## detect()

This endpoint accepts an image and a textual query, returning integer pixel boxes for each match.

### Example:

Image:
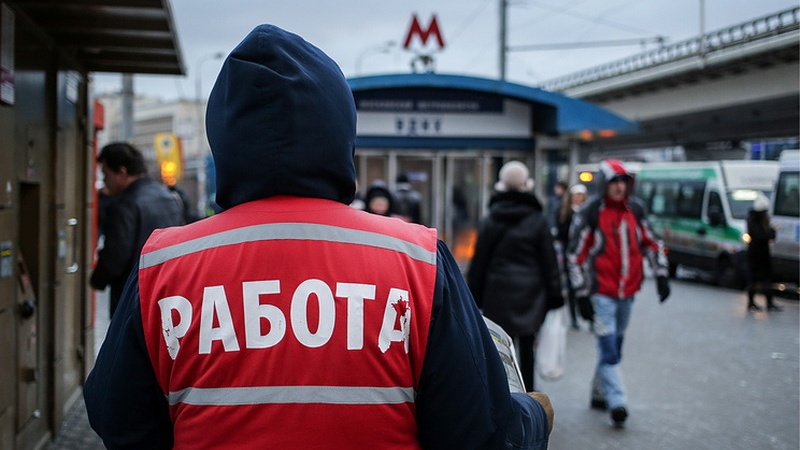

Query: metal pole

[499,0,507,80]
[699,0,706,57]
[120,74,134,141]
[194,52,224,216]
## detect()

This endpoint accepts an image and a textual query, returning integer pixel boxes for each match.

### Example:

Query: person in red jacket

[84,24,553,449]
[567,159,670,428]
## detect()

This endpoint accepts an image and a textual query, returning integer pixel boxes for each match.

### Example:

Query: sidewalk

[48,401,104,450]
[48,289,110,450]
[49,278,798,449]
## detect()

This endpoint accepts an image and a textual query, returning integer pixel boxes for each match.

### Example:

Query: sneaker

[610,407,628,428]
[748,303,763,312]
[767,304,783,312]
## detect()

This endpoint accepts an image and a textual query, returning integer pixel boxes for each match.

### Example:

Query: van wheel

[714,258,745,290]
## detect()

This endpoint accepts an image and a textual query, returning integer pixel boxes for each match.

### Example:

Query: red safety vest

[138,196,438,449]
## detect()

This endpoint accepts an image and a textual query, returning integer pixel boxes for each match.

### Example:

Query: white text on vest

[157,279,411,359]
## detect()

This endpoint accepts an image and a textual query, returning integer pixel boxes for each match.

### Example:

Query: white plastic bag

[536,306,567,380]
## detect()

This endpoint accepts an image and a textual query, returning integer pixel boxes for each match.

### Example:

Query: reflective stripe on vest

[140,222,436,269]
[168,385,415,406]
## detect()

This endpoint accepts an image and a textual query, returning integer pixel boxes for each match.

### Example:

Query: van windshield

[727,190,770,220]
[773,171,800,217]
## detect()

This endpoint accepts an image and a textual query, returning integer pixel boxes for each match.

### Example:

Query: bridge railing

[540,7,799,92]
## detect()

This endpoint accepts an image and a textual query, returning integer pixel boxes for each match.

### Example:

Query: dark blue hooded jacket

[83,24,550,450]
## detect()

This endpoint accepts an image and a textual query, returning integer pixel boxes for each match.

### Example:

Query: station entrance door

[355,149,532,271]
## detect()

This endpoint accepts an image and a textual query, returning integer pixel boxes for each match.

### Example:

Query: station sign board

[354,88,532,139]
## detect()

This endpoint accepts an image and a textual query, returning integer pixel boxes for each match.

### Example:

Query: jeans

[592,294,633,410]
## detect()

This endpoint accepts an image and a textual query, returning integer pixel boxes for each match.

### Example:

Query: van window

[677,182,704,218]
[773,171,800,217]
[649,181,680,217]
[708,191,724,225]
[728,189,763,220]
[637,181,655,212]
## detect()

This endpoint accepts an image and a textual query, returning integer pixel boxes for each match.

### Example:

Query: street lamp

[194,51,224,217]
[355,41,397,75]
[194,52,224,157]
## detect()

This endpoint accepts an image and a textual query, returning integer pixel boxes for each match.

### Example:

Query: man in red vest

[84,24,553,449]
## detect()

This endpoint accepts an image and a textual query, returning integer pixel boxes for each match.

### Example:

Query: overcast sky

[91,0,799,101]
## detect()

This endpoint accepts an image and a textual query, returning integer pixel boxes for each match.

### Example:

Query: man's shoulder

[129,178,175,201]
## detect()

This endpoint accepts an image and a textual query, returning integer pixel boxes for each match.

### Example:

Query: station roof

[348,73,638,137]
[11,0,185,75]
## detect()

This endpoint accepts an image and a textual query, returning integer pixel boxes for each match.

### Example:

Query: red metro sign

[402,14,445,50]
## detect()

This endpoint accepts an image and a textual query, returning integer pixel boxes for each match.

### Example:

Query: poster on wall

[0,3,14,106]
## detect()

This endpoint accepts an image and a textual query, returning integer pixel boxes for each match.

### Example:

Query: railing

[540,7,799,92]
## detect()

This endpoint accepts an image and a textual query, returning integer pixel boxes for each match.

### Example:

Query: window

[707,191,724,225]
[649,181,680,217]
[676,182,704,218]
[773,171,800,218]
[636,181,655,212]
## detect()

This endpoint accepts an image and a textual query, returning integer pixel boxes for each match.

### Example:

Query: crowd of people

[466,158,672,428]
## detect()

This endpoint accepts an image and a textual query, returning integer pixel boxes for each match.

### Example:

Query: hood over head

[598,159,634,199]
[206,24,357,210]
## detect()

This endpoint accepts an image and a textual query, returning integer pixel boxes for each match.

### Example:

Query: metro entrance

[356,150,533,268]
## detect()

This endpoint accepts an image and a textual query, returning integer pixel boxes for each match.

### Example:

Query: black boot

[766,296,782,312]
[747,291,762,311]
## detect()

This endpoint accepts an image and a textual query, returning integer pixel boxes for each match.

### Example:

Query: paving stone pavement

[48,276,798,449]
[47,401,105,450]
[48,289,109,450]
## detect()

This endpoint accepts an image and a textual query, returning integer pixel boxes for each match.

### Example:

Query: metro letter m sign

[403,14,445,49]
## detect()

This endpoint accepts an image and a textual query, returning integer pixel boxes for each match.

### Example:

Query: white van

[635,160,779,288]
[770,150,799,287]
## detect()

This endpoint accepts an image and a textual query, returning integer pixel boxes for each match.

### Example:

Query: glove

[577,296,594,320]
[657,276,670,303]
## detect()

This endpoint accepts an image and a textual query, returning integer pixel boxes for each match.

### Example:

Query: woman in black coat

[746,195,781,311]
[467,161,564,391]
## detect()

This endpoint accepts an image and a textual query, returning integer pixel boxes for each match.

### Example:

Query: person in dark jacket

[746,194,781,311]
[363,181,395,216]
[555,183,588,330]
[567,159,670,428]
[467,160,564,391]
[84,24,553,450]
[89,142,183,317]
[394,172,423,224]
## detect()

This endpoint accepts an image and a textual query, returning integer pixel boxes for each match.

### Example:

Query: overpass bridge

[540,7,799,154]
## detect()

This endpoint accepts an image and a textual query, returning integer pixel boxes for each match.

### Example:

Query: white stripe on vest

[141,222,436,269]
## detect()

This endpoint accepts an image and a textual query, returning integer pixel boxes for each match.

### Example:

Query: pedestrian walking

[83,24,553,450]
[547,179,568,231]
[467,160,564,391]
[566,159,671,428]
[746,193,782,312]
[89,142,183,318]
